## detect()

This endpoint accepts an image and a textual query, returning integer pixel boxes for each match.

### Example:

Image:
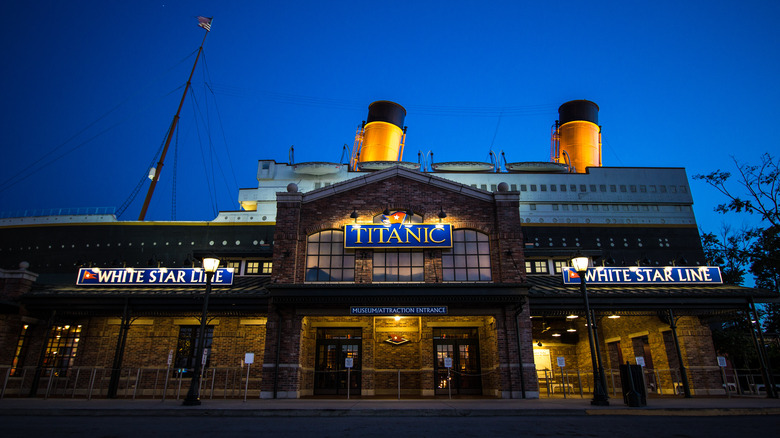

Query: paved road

[5,415,778,438]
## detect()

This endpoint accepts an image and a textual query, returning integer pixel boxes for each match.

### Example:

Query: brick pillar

[493,191,525,283]
[676,316,722,395]
[260,305,304,398]
[272,189,303,284]
[0,262,38,300]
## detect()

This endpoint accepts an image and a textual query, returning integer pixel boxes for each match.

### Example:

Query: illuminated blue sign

[344,224,452,249]
[76,268,234,286]
[351,306,448,316]
[562,266,723,285]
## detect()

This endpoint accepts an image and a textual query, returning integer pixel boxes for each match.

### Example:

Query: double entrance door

[434,327,482,395]
[314,328,361,396]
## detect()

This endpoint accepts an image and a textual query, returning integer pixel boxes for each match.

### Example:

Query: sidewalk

[1,395,779,417]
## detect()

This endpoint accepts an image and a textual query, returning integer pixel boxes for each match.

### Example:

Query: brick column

[272,188,303,284]
[260,305,304,398]
[493,191,525,283]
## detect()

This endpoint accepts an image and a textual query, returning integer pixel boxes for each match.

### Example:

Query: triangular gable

[300,165,496,203]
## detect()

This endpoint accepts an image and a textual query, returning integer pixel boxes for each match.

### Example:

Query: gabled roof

[300,165,503,203]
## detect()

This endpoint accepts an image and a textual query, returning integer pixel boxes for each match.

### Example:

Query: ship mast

[138,18,212,221]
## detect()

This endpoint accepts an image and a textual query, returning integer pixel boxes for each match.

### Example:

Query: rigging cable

[189,79,239,215]
[189,87,218,217]
[115,130,168,218]
[202,53,240,199]
[171,127,178,221]
[0,51,198,195]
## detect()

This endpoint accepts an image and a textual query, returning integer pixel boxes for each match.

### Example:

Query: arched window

[442,229,492,281]
[305,230,355,282]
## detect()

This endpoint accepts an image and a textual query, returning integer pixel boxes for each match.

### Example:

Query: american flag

[197,16,212,31]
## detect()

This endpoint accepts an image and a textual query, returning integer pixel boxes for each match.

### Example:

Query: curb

[1,407,779,417]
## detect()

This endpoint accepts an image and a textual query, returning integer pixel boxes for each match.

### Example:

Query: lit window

[525,260,549,274]
[442,229,492,281]
[175,326,213,374]
[373,250,424,282]
[553,260,569,273]
[262,262,272,274]
[225,260,241,273]
[43,325,82,376]
[10,325,29,376]
[306,230,355,282]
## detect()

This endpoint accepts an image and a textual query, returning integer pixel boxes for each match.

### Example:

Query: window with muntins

[42,325,82,376]
[525,260,549,274]
[373,250,424,282]
[175,326,214,373]
[442,229,492,281]
[306,230,355,282]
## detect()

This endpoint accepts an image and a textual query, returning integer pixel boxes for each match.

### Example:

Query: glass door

[433,328,481,395]
[314,328,361,396]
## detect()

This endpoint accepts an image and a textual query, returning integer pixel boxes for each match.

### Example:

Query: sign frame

[350,306,448,316]
[562,266,723,285]
[76,267,234,286]
[344,223,453,249]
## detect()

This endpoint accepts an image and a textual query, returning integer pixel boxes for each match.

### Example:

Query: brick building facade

[0,165,775,401]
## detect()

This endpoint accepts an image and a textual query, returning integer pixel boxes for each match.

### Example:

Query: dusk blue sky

[1,1,778,236]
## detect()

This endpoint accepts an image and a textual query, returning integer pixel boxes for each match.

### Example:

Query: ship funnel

[553,100,601,173]
[356,101,407,165]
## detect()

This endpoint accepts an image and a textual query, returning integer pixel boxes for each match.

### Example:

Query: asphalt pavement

[1,395,779,417]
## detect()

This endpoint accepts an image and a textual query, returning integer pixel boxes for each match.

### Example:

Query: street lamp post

[183,256,220,406]
[571,255,610,406]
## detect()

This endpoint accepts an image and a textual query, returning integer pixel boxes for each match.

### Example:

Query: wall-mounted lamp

[350,210,359,223]
[437,207,447,222]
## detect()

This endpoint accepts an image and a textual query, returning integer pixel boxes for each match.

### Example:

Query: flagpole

[138,22,211,221]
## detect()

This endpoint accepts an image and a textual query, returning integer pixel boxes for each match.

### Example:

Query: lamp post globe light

[183,256,220,406]
[572,254,610,406]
